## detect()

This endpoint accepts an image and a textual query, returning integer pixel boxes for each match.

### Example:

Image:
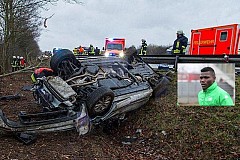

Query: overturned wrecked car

[0,49,170,143]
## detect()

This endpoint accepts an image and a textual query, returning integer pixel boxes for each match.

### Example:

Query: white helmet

[20,57,23,59]
[17,56,20,59]
[13,56,16,58]
[177,30,184,35]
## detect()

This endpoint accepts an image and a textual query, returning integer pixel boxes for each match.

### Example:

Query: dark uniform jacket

[172,35,188,55]
[140,42,147,55]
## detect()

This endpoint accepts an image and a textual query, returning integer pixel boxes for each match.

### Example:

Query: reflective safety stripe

[89,47,95,54]
[142,50,147,55]
[140,47,147,55]
[173,49,180,54]
[182,46,186,53]
[139,48,143,55]
[11,60,17,67]
[31,73,36,83]
[176,41,180,48]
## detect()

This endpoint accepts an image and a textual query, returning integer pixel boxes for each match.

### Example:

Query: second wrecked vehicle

[0,49,170,142]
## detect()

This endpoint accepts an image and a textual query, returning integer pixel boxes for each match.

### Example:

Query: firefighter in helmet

[16,56,20,71]
[139,39,147,55]
[172,30,188,55]
[20,57,26,69]
[11,56,17,72]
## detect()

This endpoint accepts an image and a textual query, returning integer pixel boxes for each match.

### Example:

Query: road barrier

[75,54,240,68]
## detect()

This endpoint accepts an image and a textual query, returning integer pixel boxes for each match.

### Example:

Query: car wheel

[50,49,80,78]
[86,87,114,118]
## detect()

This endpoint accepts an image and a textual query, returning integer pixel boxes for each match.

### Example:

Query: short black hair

[201,67,215,76]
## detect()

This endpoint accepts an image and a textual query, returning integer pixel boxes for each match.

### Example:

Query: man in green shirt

[198,67,234,106]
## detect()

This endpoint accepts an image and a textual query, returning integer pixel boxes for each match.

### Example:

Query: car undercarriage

[0,49,170,144]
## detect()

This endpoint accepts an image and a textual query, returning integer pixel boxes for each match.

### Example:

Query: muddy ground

[0,71,239,160]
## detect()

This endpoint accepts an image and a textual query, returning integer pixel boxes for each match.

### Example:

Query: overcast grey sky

[38,0,240,51]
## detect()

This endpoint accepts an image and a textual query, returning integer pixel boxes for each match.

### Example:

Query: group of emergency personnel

[139,30,188,56]
[11,56,26,72]
[72,30,187,57]
[73,45,85,55]
[73,44,101,56]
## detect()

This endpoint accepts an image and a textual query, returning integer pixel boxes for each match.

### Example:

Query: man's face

[200,71,215,90]
[177,34,182,38]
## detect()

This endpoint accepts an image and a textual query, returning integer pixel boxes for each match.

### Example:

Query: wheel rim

[93,95,112,113]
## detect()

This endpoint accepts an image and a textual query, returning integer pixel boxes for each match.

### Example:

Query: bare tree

[0,0,83,74]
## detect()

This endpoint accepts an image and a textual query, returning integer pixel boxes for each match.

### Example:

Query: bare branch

[44,13,54,28]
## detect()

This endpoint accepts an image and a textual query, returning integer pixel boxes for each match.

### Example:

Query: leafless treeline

[0,0,82,74]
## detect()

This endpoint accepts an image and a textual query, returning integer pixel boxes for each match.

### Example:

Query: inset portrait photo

[177,63,235,106]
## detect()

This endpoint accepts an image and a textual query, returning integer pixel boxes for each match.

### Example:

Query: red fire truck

[189,24,240,55]
[104,38,125,57]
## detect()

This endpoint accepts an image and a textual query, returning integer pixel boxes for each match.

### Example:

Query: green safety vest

[73,48,78,55]
[89,47,95,55]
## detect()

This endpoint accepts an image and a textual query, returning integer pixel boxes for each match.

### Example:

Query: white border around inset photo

[177,63,235,106]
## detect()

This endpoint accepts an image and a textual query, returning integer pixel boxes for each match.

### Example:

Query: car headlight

[119,52,124,58]
[104,52,109,57]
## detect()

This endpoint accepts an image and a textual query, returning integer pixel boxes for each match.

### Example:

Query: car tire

[50,49,80,74]
[86,87,114,118]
